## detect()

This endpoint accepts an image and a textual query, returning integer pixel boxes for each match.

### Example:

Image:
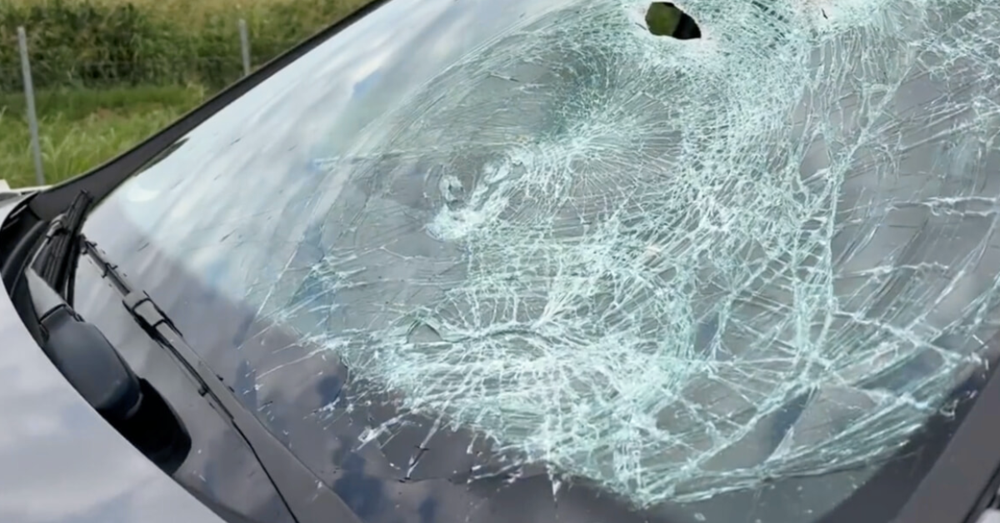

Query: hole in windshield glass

[645,2,701,39]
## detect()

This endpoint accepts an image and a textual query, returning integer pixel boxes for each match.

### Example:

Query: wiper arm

[32,190,92,302]
[19,189,197,475]
[79,236,361,523]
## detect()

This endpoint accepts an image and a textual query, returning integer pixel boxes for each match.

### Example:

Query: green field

[0,0,369,188]
[0,86,201,187]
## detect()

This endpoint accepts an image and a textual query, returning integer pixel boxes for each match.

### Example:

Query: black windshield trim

[818,333,1000,523]
[890,337,1000,523]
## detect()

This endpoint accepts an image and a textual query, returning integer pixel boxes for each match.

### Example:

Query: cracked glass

[86,0,1000,521]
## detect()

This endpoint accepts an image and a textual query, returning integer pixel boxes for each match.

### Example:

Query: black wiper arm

[32,190,92,302]
[80,236,362,523]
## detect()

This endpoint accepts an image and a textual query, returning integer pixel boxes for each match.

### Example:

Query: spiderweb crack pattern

[293,0,1000,507]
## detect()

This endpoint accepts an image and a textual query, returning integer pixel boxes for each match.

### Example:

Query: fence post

[17,26,45,186]
[239,19,251,77]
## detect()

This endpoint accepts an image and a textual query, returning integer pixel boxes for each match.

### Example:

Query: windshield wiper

[31,190,92,303]
[14,190,359,523]
[75,235,361,523]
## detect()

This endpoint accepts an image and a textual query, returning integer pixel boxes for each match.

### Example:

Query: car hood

[0,196,226,523]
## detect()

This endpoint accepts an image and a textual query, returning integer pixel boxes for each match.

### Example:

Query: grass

[0,0,373,90]
[0,85,202,187]
[0,0,375,188]
[5,0,336,20]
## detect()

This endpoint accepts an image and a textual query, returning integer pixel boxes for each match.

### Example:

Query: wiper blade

[32,190,92,301]
[79,235,362,523]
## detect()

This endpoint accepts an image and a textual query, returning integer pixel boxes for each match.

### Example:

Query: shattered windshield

[84,0,1000,521]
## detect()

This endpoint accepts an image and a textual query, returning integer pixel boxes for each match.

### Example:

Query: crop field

[0,0,371,187]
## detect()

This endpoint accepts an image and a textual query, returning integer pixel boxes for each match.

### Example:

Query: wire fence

[3,19,279,186]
